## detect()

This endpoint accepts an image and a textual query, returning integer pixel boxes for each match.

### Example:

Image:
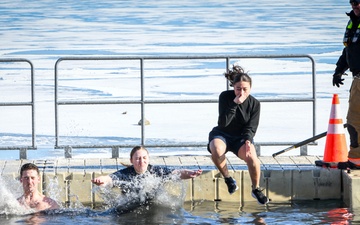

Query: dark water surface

[0,200,355,225]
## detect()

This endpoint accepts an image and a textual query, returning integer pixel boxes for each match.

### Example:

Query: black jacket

[335,10,360,74]
[216,90,260,141]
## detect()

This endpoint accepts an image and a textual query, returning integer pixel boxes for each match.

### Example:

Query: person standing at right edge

[207,65,269,205]
[333,0,360,168]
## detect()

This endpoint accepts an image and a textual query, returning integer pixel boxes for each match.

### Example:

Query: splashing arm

[176,169,202,179]
[91,175,113,187]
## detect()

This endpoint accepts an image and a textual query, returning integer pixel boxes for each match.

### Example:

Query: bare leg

[238,141,261,189]
[209,138,229,178]
[238,141,268,204]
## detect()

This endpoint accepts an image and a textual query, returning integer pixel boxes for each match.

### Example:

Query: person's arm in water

[92,175,113,187]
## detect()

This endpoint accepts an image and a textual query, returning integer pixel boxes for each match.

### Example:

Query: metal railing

[54,55,316,158]
[0,58,36,159]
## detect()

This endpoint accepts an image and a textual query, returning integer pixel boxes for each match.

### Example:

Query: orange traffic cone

[322,94,348,167]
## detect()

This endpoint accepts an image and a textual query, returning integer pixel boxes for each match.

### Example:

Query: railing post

[255,145,261,156]
[300,145,308,156]
[19,148,27,160]
[112,146,119,158]
[65,146,72,158]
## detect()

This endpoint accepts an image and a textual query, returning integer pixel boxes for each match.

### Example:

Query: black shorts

[207,127,253,156]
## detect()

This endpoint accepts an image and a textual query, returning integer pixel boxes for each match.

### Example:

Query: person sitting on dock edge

[207,65,269,205]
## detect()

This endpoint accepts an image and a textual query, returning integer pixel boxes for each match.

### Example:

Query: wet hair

[130,145,149,159]
[224,65,252,87]
[20,163,40,176]
[119,145,149,167]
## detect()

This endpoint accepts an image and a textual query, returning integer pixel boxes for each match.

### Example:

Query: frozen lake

[0,0,353,159]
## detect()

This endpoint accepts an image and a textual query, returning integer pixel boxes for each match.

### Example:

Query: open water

[0,200,353,225]
[0,166,357,224]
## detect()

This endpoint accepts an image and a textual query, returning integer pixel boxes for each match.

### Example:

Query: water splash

[0,176,31,215]
[93,172,187,213]
[0,175,68,216]
[44,175,63,208]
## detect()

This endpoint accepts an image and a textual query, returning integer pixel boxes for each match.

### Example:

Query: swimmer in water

[92,146,202,201]
[17,163,59,211]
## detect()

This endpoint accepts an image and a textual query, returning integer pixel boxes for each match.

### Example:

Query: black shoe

[337,161,350,170]
[252,187,269,205]
[224,177,238,194]
[338,160,360,170]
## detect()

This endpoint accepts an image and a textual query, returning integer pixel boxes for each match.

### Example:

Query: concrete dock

[1,155,358,210]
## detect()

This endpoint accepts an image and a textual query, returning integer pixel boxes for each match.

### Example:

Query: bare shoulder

[16,194,60,211]
[42,196,60,210]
